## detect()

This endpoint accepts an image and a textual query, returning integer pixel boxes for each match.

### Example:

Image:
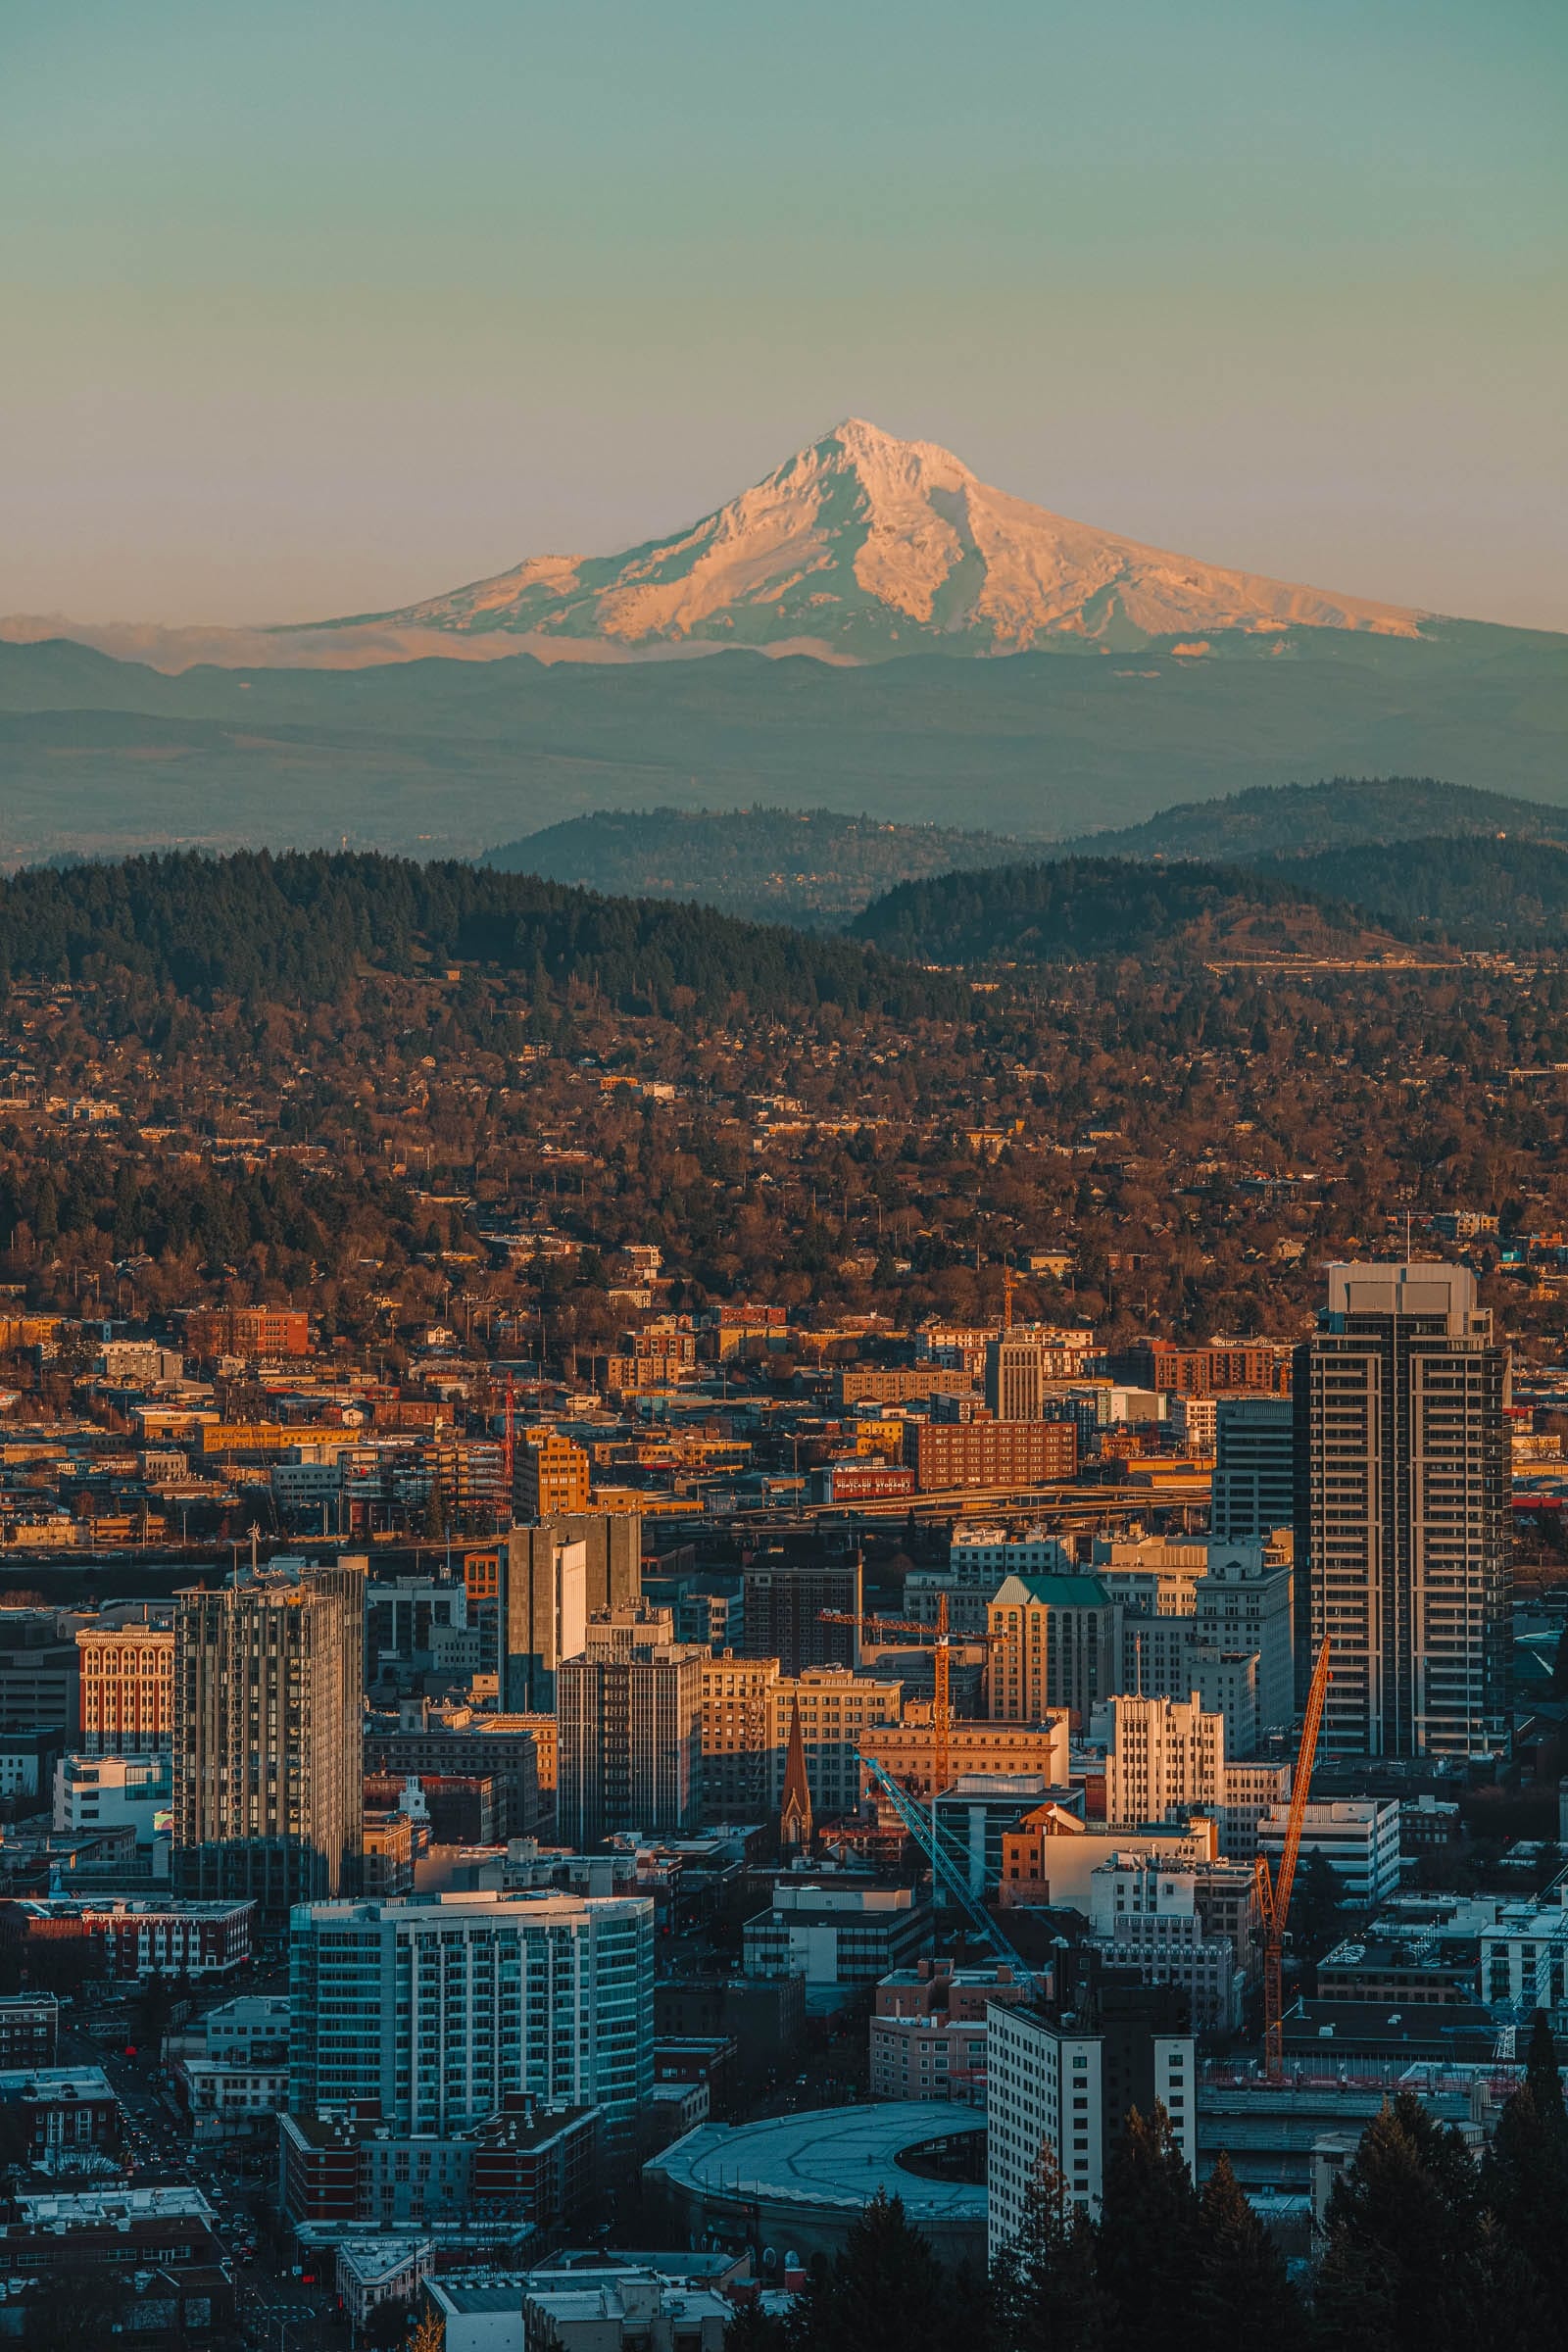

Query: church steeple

[779,1695,814,1855]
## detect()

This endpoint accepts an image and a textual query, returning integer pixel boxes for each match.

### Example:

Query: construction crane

[821,1594,1002,1797]
[860,1751,1048,2003]
[1255,1636,1333,2079]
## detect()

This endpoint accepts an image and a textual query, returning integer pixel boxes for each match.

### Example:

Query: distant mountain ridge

[312,417,1435,662]
[0,630,1564,870]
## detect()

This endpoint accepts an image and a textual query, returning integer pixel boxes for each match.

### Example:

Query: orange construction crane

[1003,1267,1017,1332]
[821,1594,999,1797]
[1255,1636,1333,2079]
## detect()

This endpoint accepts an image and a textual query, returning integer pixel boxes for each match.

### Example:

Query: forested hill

[1275,835,1568,947]
[0,851,969,1021]
[481,805,1029,923]
[1053,776,1568,862]
[850,857,1387,965]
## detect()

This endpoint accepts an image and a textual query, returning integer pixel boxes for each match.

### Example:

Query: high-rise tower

[172,1557,365,1915]
[1294,1262,1510,1758]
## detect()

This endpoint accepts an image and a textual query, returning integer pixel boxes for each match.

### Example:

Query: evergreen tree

[1480,2010,1568,2301]
[1093,2107,1200,2352]
[1314,2090,1490,2352]
[990,2151,1102,2352]
[1193,2153,1305,2350]
[722,2301,791,2352]
[782,2191,965,2352]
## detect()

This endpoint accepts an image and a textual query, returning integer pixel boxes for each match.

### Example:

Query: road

[57,2007,340,2351]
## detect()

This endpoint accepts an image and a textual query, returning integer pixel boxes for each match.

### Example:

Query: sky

[1,0,1563,630]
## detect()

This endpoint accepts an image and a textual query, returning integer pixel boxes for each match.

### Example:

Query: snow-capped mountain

[317,416,1429,659]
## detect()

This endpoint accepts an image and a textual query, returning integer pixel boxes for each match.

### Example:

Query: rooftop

[644,2102,987,2224]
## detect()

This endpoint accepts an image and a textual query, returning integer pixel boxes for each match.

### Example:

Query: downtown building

[287,1889,655,2144]
[987,1953,1195,2247]
[172,1557,365,1916]
[1294,1262,1511,1758]
[556,1606,705,1845]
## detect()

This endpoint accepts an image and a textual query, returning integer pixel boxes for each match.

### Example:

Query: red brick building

[902,1419,1077,1492]
[185,1306,311,1359]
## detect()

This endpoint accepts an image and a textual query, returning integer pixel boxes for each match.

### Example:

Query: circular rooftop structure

[643,2103,987,2270]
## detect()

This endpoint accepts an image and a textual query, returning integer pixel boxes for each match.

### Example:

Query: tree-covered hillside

[482,805,1030,923]
[0,851,967,1021]
[1053,775,1568,863]
[850,856,1380,964]
[1274,835,1568,947]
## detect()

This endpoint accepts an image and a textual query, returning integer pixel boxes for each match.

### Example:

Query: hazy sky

[2,0,1563,628]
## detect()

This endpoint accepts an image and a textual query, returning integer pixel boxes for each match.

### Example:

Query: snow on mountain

[319,416,1430,659]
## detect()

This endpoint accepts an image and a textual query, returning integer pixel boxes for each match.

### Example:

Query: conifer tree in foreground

[1092,2106,1200,2352]
[1479,2007,1568,2305]
[988,2150,1102,2352]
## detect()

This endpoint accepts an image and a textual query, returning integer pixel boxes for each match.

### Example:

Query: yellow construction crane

[1255,1636,1333,2079]
[821,1592,998,1797]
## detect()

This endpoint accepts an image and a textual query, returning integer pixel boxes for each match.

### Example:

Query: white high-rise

[288,1889,654,2143]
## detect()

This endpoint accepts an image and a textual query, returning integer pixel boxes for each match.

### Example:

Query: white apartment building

[987,1994,1195,2249]
[288,1890,655,2142]
[1480,1894,1568,2013]
[1256,1798,1402,1906]
[1104,1692,1225,1828]
[1086,1855,1245,2034]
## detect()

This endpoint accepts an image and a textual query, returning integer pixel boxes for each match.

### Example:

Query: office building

[987,1960,1195,2246]
[1086,1856,1245,2034]
[984,1334,1052,1421]
[1195,1544,1294,1739]
[697,1657,904,1824]
[10,1897,254,1979]
[500,1516,641,1710]
[280,2096,597,2231]
[1295,1262,1511,1757]
[1110,1340,1290,1397]
[949,1527,1074,1581]
[53,1751,172,1846]
[742,1557,861,1677]
[0,1998,57,2069]
[172,1558,365,1915]
[1257,1798,1402,1906]
[514,1429,591,1519]
[1103,1691,1289,1858]
[1210,1398,1296,1544]
[868,1959,1030,2105]
[0,1614,78,1738]
[288,1889,655,2142]
[988,1573,1119,1729]
[557,1608,705,1845]
[903,1419,1076,1494]
[76,1619,174,1756]
[742,1881,932,1993]
[185,1304,310,1357]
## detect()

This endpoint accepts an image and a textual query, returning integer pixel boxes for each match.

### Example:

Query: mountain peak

[318,421,1430,660]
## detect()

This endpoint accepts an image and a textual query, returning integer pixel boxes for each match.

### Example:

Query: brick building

[902,1420,1077,1493]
